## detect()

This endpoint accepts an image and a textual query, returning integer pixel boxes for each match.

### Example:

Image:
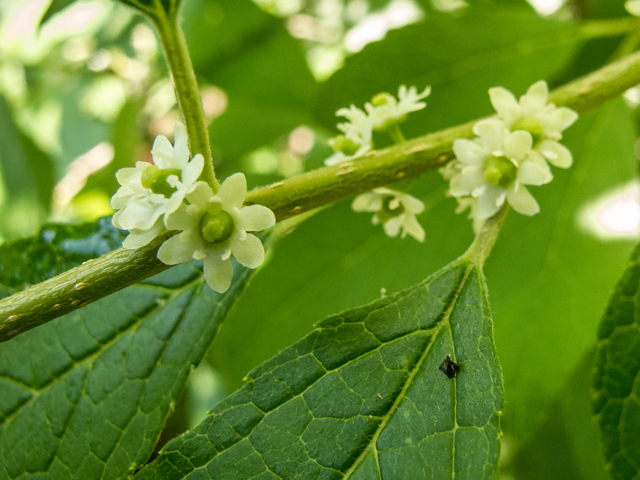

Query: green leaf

[0,219,253,479]
[315,6,583,138]
[39,0,77,26]
[0,217,125,298]
[593,243,640,480]
[0,96,55,240]
[136,258,504,479]
[510,348,609,480]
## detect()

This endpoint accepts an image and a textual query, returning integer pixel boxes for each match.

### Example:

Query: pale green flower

[157,173,275,293]
[325,105,373,166]
[489,81,578,169]
[352,187,425,241]
[365,85,431,131]
[112,122,203,248]
[449,119,552,219]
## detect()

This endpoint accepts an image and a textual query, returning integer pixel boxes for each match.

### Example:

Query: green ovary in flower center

[200,207,234,244]
[511,117,544,145]
[141,165,182,197]
[332,135,361,156]
[376,195,405,224]
[484,156,517,187]
[371,92,392,106]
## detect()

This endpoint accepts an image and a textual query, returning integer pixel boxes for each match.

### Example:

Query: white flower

[157,173,275,293]
[489,81,578,169]
[626,0,640,16]
[111,122,203,248]
[365,85,431,131]
[449,119,552,219]
[352,187,425,241]
[325,105,373,166]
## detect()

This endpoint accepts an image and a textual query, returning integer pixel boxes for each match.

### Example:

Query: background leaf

[593,242,640,480]
[0,220,253,479]
[0,96,55,240]
[509,348,609,480]
[39,0,78,27]
[137,257,504,479]
[183,0,317,167]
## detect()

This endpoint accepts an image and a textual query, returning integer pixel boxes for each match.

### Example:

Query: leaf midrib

[342,261,474,479]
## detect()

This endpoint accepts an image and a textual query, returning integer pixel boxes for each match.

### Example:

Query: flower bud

[141,165,182,197]
[199,206,234,244]
[331,135,361,156]
[484,156,517,187]
[511,117,544,145]
[371,92,392,106]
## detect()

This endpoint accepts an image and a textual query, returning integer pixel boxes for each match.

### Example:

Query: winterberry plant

[1,0,640,479]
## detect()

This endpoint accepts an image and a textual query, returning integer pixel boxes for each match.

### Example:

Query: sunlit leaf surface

[137,258,504,479]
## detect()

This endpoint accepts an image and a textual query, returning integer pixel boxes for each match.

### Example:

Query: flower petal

[521,80,548,114]
[507,185,539,216]
[165,202,197,230]
[116,167,141,186]
[118,201,164,231]
[453,139,485,166]
[538,139,573,168]
[182,154,204,186]
[157,234,197,264]
[518,161,552,186]
[476,186,506,220]
[217,173,247,210]
[473,119,506,152]
[151,135,175,169]
[186,181,215,207]
[450,169,484,197]
[400,213,425,242]
[123,220,165,249]
[540,107,578,135]
[237,205,276,232]
[203,253,234,293]
[231,233,265,268]
[352,192,383,212]
[489,87,519,119]
[112,209,124,229]
[503,130,533,161]
[383,217,401,237]
[172,122,190,166]
[324,152,347,166]
[398,193,424,214]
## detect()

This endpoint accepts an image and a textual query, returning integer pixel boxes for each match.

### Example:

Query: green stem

[153,4,218,191]
[463,205,509,266]
[388,124,407,144]
[4,50,640,341]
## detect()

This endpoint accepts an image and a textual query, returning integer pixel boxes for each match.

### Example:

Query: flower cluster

[111,122,275,293]
[446,81,578,220]
[325,85,431,166]
[352,188,425,242]
[326,85,430,241]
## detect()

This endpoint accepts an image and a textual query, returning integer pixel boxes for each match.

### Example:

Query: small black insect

[439,356,460,379]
